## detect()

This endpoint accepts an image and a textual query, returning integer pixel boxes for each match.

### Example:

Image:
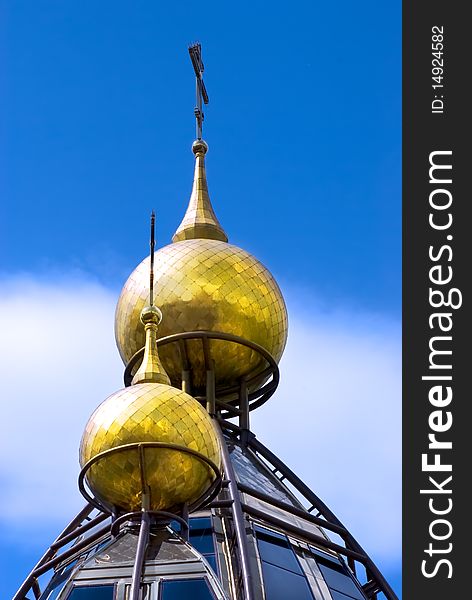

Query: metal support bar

[202,336,212,371]
[241,503,366,563]
[237,483,348,538]
[206,364,216,415]
[239,377,250,446]
[215,398,242,416]
[109,510,188,539]
[178,339,192,395]
[33,523,110,578]
[247,437,398,600]
[347,556,357,576]
[214,421,256,600]
[219,419,239,433]
[130,511,151,600]
[181,503,189,542]
[208,499,234,509]
[79,441,221,515]
[13,504,96,600]
[182,370,191,394]
[50,512,108,550]
[31,579,41,600]
[178,339,190,370]
[125,330,280,411]
[363,580,381,597]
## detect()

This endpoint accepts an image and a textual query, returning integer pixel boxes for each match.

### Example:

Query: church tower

[13,45,397,600]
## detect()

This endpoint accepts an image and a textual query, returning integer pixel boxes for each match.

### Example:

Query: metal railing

[13,330,397,600]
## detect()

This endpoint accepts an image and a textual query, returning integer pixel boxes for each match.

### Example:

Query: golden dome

[115,239,287,392]
[115,142,288,393]
[79,382,220,512]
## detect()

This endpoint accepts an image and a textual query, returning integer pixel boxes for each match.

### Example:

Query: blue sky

[0,1,401,598]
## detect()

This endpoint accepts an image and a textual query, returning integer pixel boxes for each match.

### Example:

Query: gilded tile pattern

[131,306,171,385]
[79,383,220,512]
[172,140,228,243]
[114,238,288,392]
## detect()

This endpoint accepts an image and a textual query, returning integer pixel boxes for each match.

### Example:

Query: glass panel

[168,518,217,572]
[316,557,365,599]
[309,547,341,565]
[160,579,215,600]
[331,591,365,600]
[67,585,114,600]
[255,527,303,575]
[39,563,75,600]
[203,554,217,572]
[189,518,215,555]
[124,583,152,600]
[228,440,298,506]
[260,562,313,600]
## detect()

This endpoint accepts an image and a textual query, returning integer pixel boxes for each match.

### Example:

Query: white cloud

[0,275,123,532]
[252,296,401,567]
[0,275,400,570]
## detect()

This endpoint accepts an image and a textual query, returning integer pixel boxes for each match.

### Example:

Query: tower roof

[13,43,397,600]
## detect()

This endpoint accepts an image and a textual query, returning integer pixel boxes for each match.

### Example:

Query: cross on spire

[189,43,209,140]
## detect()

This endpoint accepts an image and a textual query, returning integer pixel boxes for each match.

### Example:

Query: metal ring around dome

[78,441,222,516]
[123,330,280,413]
[110,510,189,538]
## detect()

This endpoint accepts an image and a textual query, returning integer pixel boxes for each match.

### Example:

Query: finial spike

[150,211,155,306]
[131,306,171,386]
[132,213,171,385]
[172,141,228,243]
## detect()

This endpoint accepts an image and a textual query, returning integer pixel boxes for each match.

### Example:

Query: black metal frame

[14,330,397,600]
[218,419,398,600]
[123,331,280,416]
[12,504,109,600]
[78,440,223,600]
[15,441,222,600]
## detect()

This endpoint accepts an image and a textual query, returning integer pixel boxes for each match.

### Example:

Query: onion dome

[79,302,220,513]
[114,140,288,393]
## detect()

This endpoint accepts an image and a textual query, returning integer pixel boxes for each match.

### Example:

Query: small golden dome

[79,383,220,512]
[115,238,288,392]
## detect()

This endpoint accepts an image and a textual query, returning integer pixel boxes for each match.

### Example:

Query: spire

[172,43,228,244]
[172,140,228,243]
[131,305,171,385]
[132,213,171,385]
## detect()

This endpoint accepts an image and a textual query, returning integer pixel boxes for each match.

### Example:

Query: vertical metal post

[181,502,190,542]
[129,511,151,600]
[182,370,191,394]
[206,361,216,415]
[179,339,191,394]
[239,376,250,446]
[214,421,256,600]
